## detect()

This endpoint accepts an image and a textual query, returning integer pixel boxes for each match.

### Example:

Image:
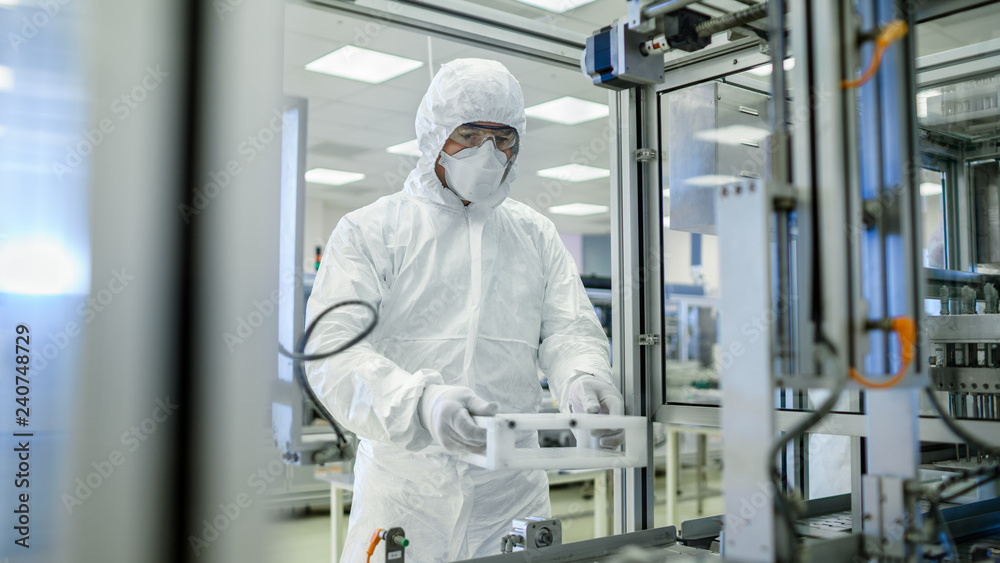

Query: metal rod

[642,0,701,20]
[768,0,788,184]
[776,210,792,367]
[696,2,770,37]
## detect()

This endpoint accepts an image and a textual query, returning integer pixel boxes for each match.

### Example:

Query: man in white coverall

[305,58,623,562]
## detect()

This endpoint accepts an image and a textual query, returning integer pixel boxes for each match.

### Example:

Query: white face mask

[438,140,510,203]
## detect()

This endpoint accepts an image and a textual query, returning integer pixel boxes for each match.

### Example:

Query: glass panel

[0,3,89,561]
[920,167,946,270]
[915,2,1000,58]
[915,6,1000,426]
[658,79,774,408]
[918,75,1000,142]
[459,1,629,36]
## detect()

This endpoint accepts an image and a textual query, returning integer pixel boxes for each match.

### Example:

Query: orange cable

[366,529,383,563]
[849,316,916,389]
[842,20,908,90]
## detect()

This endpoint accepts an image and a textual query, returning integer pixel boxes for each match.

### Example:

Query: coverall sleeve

[304,216,443,450]
[536,223,616,413]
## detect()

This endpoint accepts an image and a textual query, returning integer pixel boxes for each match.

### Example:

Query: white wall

[302,196,326,273]
[560,233,584,273]
[663,229,720,296]
[302,197,354,274]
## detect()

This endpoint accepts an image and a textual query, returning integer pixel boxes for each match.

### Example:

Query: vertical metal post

[69,2,188,561]
[856,0,924,560]
[610,85,659,534]
[717,181,776,561]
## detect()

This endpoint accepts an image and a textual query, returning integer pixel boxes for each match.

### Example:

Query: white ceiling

[284,0,1000,235]
[284,1,626,235]
[915,3,1000,57]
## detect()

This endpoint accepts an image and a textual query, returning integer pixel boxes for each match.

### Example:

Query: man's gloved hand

[568,377,625,450]
[418,384,498,454]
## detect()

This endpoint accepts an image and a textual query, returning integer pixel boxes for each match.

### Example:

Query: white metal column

[610,85,661,534]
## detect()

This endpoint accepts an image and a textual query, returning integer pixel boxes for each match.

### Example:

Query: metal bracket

[862,475,920,560]
[626,0,643,30]
[638,334,660,346]
[634,147,657,162]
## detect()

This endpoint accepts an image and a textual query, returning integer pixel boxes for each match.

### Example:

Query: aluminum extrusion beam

[717,180,777,561]
[610,86,660,534]
[655,404,1000,448]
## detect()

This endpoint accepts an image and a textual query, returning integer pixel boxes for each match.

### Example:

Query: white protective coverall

[305,58,615,562]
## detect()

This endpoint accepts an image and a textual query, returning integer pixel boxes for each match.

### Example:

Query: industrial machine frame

[291,0,1000,560]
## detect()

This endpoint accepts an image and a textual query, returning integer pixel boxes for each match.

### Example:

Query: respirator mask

[438,123,518,203]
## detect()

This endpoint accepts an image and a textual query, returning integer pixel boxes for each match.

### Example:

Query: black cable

[768,348,848,562]
[920,464,999,557]
[937,469,1000,504]
[928,499,959,561]
[279,300,379,448]
[916,401,1000,557]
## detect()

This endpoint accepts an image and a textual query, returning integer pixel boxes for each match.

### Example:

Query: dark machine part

[381,527,408,562]
[661,8,712,52]
[502,518,562,553]
[584,22,664,90]
[694,2,769,38]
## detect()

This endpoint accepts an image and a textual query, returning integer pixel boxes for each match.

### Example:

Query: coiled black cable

[279,300,378,449]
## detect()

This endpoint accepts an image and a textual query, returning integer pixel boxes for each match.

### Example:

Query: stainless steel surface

[717,180,776,561]
[926,314,1000,343]
[930,367,1000,396]
[665,82,770,234]
[453,526,679,563]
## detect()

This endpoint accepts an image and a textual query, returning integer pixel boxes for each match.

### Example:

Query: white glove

[567,377,625,449]
[418,384,498,454]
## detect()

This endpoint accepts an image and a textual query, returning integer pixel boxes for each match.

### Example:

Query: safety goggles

[449,123,519,151]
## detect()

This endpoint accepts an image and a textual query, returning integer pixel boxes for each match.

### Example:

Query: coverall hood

[406,58,526,208]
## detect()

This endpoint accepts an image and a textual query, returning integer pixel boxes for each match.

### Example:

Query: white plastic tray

[457,413,648,471]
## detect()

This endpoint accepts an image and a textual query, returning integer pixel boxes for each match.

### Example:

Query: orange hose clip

[366,528,383,563]
[849,316,916,389]
[842,20,908,90]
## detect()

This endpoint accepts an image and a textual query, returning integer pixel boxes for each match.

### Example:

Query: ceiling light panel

[386,139,422,157]
[305,168,366,186]
[693,125,771,146]
[536,164,610,182]
[683,174,742,187]
[920,182,943,196]
[305,46,423,84]
[525,96,609,125]
[0,65,13,91]
[748,58,795,76]
[512,0,596,13]
[549,203,609,216]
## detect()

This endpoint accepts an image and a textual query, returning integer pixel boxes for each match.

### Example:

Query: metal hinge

[638,334,660,346]
[634,148,657,162]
